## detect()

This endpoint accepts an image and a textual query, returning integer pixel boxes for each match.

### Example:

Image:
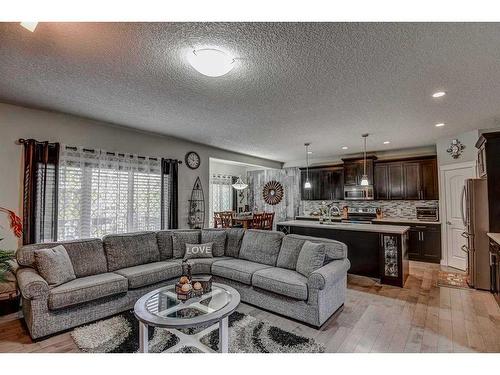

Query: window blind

[57,146,161,240]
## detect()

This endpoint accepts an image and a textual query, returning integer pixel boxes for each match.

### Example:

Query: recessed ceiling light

[187,48,235,77]
[432,91,446,98]
[20,22,38,32]
[307,151,313,154]
[341,146,348,150]
[383,141,391,144]
[435,123,445,127]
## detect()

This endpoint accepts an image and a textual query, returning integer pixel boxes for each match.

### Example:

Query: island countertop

[276,220,410,234]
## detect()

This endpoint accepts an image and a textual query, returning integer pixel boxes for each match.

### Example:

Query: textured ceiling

[1,22,500,162]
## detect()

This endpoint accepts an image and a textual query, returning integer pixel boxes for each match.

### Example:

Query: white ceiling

[1,22,500,163]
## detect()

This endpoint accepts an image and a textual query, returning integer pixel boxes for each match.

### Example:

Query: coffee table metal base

[139,316,229,353]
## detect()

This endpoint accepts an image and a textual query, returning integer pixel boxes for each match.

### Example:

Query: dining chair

[262,212,275,230]
[251,212,265,229]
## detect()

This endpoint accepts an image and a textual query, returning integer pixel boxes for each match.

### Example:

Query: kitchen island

[276,220,410,287]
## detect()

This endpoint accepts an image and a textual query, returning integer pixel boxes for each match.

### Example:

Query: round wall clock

[262,180,284,205]
[185,151,201,169]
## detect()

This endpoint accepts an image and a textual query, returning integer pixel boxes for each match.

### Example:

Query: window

[209,174,233,227]
[57,146,162,240]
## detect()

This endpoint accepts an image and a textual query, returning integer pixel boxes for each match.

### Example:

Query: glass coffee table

[134,282,240,353]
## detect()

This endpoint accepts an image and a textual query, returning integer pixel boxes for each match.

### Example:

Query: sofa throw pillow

[296,241,326,277]
[34,245,76,287]
[184,242,214,260]
[172,231,200,258]
[201,229,227,257]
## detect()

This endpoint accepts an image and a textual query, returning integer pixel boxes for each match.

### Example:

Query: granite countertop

[296,215,440,225]
[487,233,500,245]
[277,220,410,234]
[372,217,441,225]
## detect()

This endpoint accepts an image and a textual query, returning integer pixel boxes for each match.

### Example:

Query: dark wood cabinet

[300,167,343,200]
[489,240,500,305]
[374,222,441,263]
[342,157,375,186]
[373,157,438,200]
[420,159,439,200]
[403,162,421,199]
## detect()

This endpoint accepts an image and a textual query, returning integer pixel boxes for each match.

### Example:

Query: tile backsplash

[300,200,439,218]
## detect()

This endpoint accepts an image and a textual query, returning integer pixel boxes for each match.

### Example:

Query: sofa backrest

[16,238,108,278]
[282,234,347,263]
[239,229,284,266]
[103,231,160,271]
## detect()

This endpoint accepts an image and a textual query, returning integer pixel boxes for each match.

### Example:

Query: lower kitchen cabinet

[375,222,441,263]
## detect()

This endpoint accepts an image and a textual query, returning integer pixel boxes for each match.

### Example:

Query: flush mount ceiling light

[20,22,38,32]
[435,123,445,127]
[341,146,348,150]
[187,48,235,77]
[432,91,446,98]
[383,141,391,144]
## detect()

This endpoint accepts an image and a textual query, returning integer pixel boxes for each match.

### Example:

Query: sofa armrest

[308,258,350,290]
[16,267,49,300]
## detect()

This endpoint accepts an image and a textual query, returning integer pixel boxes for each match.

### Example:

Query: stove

[346,207,377,223]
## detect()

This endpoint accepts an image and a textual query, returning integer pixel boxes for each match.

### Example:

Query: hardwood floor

[0,261,498,353]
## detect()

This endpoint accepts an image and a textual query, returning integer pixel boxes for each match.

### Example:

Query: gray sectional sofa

[16,229,350,339]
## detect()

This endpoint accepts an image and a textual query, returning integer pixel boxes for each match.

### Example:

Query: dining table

[233,214,253,229]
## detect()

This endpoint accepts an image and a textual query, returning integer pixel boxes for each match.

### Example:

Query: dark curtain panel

[22,139,60,245]
[161,159,179,229]
[231,176,238,212]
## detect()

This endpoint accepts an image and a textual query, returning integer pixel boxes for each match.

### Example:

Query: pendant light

[232,176,248,190]
[304,143,312,189]
[360,134,370,186]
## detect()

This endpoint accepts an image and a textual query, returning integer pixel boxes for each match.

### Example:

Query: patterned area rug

[437,271,470,289]
[71,310,325,353]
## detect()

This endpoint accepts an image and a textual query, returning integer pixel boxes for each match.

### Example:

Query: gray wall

[0,102,281,249]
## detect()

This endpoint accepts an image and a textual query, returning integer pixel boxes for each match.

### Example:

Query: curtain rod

[18,139,182,164]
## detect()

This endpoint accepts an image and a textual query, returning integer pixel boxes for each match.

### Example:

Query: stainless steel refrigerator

[462,178,490,290]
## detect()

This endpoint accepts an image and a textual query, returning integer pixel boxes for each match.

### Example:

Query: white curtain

[209,174,233,227]
[57,145,162,240]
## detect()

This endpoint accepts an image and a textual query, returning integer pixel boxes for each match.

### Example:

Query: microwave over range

[344,185,374,200]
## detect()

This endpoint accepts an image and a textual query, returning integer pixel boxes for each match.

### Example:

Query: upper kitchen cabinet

[300,166,343,200]
[374,157,438,200]
[342,156,376,186]
[375,162,404,199]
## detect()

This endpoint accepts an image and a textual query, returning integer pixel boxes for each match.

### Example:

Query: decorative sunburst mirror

[262,180,284,205]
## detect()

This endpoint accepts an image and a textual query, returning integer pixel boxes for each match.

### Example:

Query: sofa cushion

[156,230,174,260]
[34,245,76,287]
[252,267,308,301]
[173,257,232,275]
[201,229,227,257]
[225,228,245,258]
[184,242,214,260]
[285,234,347,261]
[238,230,284,266]
[296,241,326,277]
[212,258,272,285]
[172,231,200,259]
[16,238,107,277]
[48,273,128,310]
[276,236,305,270]
[103,232,160,272]
[114,261,181,289]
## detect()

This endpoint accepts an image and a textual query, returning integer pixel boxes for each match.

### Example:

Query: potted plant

[0,207,21,285]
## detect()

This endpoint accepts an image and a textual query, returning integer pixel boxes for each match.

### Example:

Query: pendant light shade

[360,134,370,186]
[304,143,312,189]
[232,176,248,190]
